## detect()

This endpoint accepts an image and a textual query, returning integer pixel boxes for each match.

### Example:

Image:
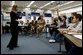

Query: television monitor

[17,12,22,19]
[44,13,52,17]
[31,12,40,16]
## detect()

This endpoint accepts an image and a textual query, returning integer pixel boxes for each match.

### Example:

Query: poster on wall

[31,12,40,16]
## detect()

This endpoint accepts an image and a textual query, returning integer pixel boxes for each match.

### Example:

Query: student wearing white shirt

[69,21,82,32]
[65,14,82,54]
[68,14,82,32]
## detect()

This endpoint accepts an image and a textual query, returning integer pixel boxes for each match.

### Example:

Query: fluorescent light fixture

[11,1,15,6]
[27,1,35,7]
[39,1,55,9]
[59,6,82,14]
[59,4,82,11]
[50,1,74,10]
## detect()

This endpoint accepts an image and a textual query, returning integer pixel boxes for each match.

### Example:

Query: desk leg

[38,32,39,37]
[37,29,39,37]
[58,34,62,52]
[46,27,47,38]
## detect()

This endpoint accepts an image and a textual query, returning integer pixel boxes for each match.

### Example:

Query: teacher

[7,5,21,50]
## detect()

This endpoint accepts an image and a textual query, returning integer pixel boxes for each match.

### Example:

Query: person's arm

[67,23,75,30]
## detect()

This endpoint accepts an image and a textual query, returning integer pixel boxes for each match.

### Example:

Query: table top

[63,34,82,48]
[57,28,82,48]
[73,35,82,40]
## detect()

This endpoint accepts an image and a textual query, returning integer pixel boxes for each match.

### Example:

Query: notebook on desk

[73,35,82,40]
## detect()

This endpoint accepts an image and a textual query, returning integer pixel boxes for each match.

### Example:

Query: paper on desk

[73,35,82,40]
[67,32,82,35]
[58,28,68,30]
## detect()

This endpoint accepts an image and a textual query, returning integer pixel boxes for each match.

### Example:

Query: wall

[2,5,82,26]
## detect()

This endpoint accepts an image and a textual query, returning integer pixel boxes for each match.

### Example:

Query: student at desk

[64,14,82,54]
[37,15,46,36]
[49,15,67,42]
[23,20,30,34]
[18,21,24,34]
[49,18,58,42]
[31,16,37,34]
[54,13,82,41]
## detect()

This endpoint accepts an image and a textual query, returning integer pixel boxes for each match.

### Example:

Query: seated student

[31,20,35,33]
[59,15,67,28]
[63,14,82,54]
[25,20,29,26]
[67,14,82,54]
[49,15,67,43]
[67,14,82,32]
[23,20,30,34]
[49,18,58,36]
[37,15,46,35]
[31,16,37,33]
[53,14,82,54]
[54,14,75,42]
[49,18,58,42]
[18,21,24,34]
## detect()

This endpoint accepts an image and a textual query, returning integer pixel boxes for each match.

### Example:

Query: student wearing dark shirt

[49,15,67,43]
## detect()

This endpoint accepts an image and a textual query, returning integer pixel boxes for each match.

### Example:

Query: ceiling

[1,1,82,12]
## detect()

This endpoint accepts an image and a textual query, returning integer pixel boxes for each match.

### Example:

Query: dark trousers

[49,28,59,36]
[7,26,18,48]
[68,47,82,54]
[64,38,72,52]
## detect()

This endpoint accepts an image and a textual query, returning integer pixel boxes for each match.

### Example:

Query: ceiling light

[11,1,15,6]
[59,4,82,11]
[27,1,35,7]
[34,5,37,6]
[39,1,55,9]
[50,1,74,10]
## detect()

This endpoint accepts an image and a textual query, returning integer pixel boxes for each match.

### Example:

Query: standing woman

[7,5,20,50]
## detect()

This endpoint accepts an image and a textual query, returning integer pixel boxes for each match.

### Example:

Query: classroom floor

[1,32,66,54]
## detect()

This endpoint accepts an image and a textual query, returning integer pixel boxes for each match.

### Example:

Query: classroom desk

[58,28,82,48]
[63,34,82,48]
[57,28,82,52]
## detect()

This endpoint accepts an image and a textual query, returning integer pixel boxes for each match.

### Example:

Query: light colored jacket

[68,21,82,32]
